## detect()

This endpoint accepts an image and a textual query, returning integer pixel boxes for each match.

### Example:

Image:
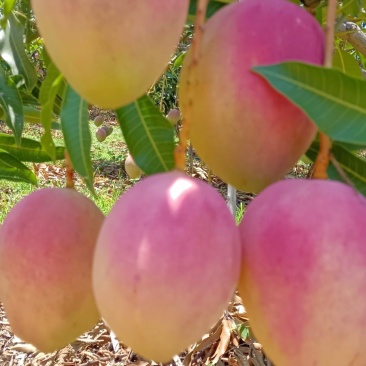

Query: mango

[92,170,241,362]
[31,0,189,109]
[179,0,324,193]
[96,127,107,142]
[124,153,142,179]
[0,188,104,352]
[238,179,366,366]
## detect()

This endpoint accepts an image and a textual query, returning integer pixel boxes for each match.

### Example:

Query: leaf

[39,62,64,160]
[0,133,65,162]
[61,85,94,193]
[333,47,363,79]
[253,62,366,145]
[116,95,175,175]
[0,66,23,143]
[306,141,366,196]
[0,148,37,185]
[0,13,38,90]
[188,0,233,21]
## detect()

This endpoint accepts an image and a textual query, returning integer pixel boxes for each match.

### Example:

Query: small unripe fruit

[124,153,142,179]
[31,0,189,109]
[96,128,107,142]
[93,115,103,127]
[179,0,324,193]
[166,108,181,125]
[101,125,113,137]
[92,171,241,362]
[238,179,366,366]
[0,188,104,352]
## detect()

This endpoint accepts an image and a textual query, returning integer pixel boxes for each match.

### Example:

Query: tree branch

[336,21,366,58]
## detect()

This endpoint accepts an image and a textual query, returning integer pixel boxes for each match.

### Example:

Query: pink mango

[238,179,366,366]
[0,188,104,352]
[93,170,241,362]
[179,0,324,193]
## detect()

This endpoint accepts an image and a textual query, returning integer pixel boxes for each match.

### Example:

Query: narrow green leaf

[116,95,175,175]
[306,141,366,197]
[0,148,37,185]
[39,62,64,160]
[0,66,23,143]
[253,62,366,145]
[0,133,65,162]
[61,86,94,193]
[4,0,16,16]
[0,13,38,90]
[333,47,362,79]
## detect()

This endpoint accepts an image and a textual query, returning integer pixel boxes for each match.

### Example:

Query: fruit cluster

[1,0,364,365]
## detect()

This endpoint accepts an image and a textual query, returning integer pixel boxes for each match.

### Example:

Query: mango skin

[179,0,324,193]
[0,188,104,352]
[238,179,366,366]
[31,0,189,109]
[93,170,241,362]
[124,153,142,179]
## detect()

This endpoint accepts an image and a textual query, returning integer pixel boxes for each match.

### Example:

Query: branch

[336,21,366,58]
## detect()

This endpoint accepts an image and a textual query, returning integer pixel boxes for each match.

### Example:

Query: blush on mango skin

[238,179,366,366]
[0,188,104,352]
[93,170,241,363]
[179,0,324,193]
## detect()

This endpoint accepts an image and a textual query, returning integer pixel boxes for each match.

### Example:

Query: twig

[174,0,209,171]
[64,150,75,189]
[312,0,336,179]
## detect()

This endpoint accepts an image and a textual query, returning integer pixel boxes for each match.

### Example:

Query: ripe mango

[179,0,324,193]
[238,179,366,366]
[0,188,104,352]
[93,170,241,362]
[31,0,189,109]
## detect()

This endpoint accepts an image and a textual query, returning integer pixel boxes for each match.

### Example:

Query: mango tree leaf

[306,140,366,197]
[39,62,64,160]
[253,62,366,145]
[333,47,363,79]
[0,13,37,90]
[0,133,65,162]
[0,148,37,185]
[61,85,94,193]
[116,95,175,175]
[188,0,233,21]
[0,66,23,143]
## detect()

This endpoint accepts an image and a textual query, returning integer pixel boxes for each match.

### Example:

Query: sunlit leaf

[0,66,23,143]
[116,95,175,175]
[253,62,366,145]
[39,62,64,160]
[0,13,37,90]
[0,133,64,162]
[61,85,94,193]
[0,148,37,185]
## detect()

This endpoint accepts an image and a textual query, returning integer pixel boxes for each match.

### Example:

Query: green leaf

[253,62,366,145]
[333,47,362,79]
[0,133,65,162]
[61,85,94,193]
[188,0,233,21]
[306,141,366,197]
[0,66,23,143]
[116,95,175,175]
[39,62,64,160]
[0,148,37,185]
[0,13,38,90]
